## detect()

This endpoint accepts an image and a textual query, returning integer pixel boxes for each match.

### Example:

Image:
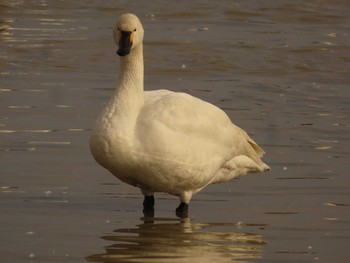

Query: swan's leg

[176,191,192,218]
[142,195,155,217]
[141,189,154,210]
[176,202,189,218]
[143,195,155,209]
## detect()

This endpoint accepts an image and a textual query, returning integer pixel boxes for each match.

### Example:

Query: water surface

[1,1,349,262]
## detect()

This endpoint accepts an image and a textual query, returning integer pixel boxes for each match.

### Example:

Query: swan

[90,13,270,217]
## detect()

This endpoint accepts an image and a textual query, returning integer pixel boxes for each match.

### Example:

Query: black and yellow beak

[117,31,133,56]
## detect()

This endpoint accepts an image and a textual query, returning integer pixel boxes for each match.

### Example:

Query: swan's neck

[118,44,144,102]
[106,44,144,136]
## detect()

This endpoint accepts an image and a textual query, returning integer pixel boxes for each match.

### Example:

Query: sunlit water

[1,1,349,262]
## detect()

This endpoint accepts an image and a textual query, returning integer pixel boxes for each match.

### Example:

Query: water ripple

[86,217,266,263]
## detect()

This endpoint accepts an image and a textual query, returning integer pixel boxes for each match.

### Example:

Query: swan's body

[90,13,269,216]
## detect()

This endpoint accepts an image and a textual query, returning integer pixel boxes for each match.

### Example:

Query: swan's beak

[117,31,133,56]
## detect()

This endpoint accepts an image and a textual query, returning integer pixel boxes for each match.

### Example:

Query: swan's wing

[138,91,259,159]
[141,91,234,144]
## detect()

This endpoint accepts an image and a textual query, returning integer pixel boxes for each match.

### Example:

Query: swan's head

[114,13,144,56]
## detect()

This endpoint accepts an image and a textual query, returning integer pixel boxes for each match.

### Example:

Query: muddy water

[1,1,349,262]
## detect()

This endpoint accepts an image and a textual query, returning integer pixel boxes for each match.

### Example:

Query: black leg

[143,195,155,218]
[143,195,155,209]
[143,207,155,219]
[175,202,189,218]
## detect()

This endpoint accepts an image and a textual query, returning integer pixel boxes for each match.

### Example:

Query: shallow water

[1,0,349,262]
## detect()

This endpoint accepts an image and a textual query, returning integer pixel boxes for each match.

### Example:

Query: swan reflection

[86,216,266,263]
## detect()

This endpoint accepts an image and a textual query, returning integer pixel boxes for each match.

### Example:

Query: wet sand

[1,1,350,262]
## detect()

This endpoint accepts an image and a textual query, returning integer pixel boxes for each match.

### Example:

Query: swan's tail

[239,128,270,171]
[212,155,269,184]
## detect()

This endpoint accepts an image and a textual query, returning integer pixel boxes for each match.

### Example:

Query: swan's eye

[117,27,120,32]
[134,28,137,32]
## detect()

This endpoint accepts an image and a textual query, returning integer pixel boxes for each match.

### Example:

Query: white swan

[90,13,270,217]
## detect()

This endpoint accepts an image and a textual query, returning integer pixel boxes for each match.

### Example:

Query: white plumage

[90,13,269,215]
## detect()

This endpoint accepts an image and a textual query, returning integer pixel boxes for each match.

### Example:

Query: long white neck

[117,44,144,102]
[104,44,144,137]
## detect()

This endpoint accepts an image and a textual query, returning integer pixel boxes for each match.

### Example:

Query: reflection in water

[86,216,266,263]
